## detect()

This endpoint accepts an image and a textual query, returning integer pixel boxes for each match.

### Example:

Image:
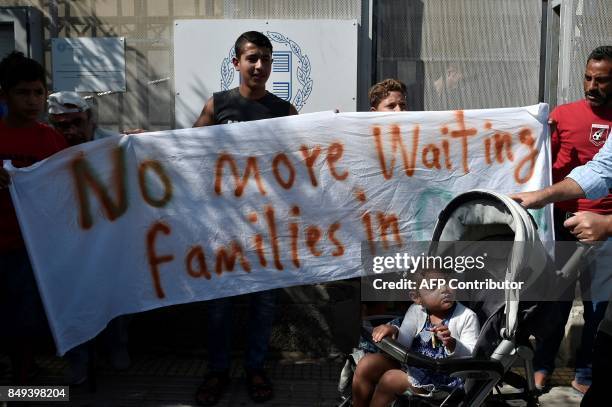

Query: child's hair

[234,31,273,58]
[0,51,46,92]
[368,78,407,108]
[414,267,450,281]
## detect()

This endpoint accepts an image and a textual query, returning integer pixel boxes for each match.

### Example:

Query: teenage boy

[193,31,297,406]
[0,51,68,384]
[368,78,408,112]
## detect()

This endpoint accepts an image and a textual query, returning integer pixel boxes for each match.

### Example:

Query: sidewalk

[0,352,583,406]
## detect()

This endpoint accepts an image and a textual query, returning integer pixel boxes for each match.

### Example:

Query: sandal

[195,371,230,406]
[246,369,274,403]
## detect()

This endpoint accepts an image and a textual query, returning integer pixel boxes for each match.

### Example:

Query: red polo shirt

[551,99,612,214]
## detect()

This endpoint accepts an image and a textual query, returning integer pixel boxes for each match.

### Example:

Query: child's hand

[432,325,456,352]
[372,324,398,342]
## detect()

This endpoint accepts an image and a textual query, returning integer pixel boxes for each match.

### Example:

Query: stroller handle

[557,243,595,279]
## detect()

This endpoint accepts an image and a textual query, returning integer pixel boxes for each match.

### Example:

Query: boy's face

[372,91,408,112]
[233,42,272,90]
[3,80,46,123]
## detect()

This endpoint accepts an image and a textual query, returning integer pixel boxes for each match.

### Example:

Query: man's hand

[0,166,10,189]
[371,324,399,342]
[510,190,550,209]
[564,212,612,242]
[432,325,456,352]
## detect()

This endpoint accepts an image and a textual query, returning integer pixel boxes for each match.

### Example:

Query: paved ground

[537,387,583,407]
[0,352,584,406]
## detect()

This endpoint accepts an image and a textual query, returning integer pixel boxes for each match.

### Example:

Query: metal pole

[558,0,575,105]
[538,0,549,103]
[48,0,58,38]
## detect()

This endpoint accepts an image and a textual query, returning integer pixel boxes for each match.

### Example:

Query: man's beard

[585,90,612,107]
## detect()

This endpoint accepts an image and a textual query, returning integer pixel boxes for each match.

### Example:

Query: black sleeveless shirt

[213,87,292,124]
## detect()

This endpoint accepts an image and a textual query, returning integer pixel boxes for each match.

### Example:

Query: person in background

[47,91,132,385]
[47,91,116,144]
[368,79,408,112]
[512,148,612,407]
[0,51,68,384]
[525,45,612,395]
[363,79,410,321]
[512,54,612,403]
[47,91,145,146]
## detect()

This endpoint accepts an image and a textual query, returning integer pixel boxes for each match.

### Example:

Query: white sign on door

[52,37,126,92]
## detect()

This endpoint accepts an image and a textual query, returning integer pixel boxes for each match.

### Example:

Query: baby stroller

[339,190,573,407]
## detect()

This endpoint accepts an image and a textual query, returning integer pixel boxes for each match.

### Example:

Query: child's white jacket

[395,303,480,357]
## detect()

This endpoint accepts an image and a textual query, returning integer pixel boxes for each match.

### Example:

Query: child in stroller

[352,269,480,407]
[340,190,569,407]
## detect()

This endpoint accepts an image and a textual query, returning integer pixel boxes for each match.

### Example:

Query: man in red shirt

[0,52,68,384]
[533,46,611,395]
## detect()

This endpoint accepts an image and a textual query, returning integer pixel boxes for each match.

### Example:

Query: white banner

[9,105,552,354]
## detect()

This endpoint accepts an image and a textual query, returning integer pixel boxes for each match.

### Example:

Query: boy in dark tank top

[193,31,297,127]
[193,31,297,406]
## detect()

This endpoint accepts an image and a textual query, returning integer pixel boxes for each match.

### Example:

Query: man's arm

[193,97,215,127]
[511,178,586,209]
[512,136,612,209]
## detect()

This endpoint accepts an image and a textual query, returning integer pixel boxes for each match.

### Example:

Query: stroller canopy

[428,190,550,341]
